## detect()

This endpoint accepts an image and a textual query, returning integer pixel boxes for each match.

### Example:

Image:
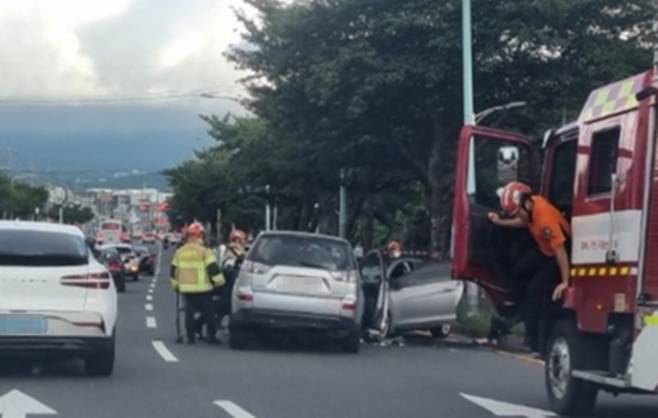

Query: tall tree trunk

[427,122,454,260]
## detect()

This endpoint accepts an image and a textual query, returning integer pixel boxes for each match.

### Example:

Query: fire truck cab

[452,70,658,415]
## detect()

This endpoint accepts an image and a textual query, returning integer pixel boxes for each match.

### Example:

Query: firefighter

[487,181,571,351]
[216,230,247,322]
[170,222,225,344]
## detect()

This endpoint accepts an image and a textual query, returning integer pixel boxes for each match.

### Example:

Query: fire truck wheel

[545,319,598,416]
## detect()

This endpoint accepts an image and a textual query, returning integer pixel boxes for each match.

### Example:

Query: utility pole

[265,184,271,231]
[462,0,475,126]
[338,168,347,239]
[463,0,479,311]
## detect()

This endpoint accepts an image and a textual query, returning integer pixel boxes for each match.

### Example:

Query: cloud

[0,0,251,101]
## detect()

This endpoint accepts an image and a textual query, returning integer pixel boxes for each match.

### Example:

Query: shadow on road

[0,357,87,378]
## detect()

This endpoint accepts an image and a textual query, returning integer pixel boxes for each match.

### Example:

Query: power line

[0,86,244,105]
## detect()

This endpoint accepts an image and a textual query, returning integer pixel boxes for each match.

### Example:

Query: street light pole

[462,0,475,125]
[463,0,479,311]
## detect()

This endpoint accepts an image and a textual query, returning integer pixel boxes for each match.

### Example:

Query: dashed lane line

[214,401,256,418]
[148,288,154,294]
[146,316,157,328]
[145,303,154,311]
[152,340,178,363]
[146,294,153,301]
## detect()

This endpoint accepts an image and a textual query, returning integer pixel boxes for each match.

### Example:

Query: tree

[0,173,48,220]
[226,0,655,257]
[47,204,95,225]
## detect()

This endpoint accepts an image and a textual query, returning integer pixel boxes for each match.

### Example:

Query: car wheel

[85,333,115,377]
[431,323,452,339]
[229,325,248,350]
[545,319,598,416]
[341,331,360,354]
[116,278,126,293]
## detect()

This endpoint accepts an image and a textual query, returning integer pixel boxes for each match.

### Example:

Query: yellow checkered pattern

[579,73,646,123]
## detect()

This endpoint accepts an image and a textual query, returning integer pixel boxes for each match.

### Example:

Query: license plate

[277,276,324,293]
[0,315,48,335]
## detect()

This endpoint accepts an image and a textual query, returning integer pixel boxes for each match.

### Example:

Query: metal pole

[273,205,278,230]
[265,185,271,231]
[462,0,475,125]
[463,0,478,311]
[339,169,347,239]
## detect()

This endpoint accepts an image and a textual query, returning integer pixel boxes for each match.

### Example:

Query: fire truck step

[572,370,630,388]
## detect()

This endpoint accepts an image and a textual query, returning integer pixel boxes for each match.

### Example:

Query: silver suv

[229,231,362,353]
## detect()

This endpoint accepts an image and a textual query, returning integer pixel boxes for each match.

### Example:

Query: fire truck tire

[545,319,599,416]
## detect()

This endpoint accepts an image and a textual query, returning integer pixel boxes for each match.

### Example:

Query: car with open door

[360,250,463,339]
[230,231,363,353]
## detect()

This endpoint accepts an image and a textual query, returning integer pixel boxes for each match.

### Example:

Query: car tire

[341,331,360,354]
[85,333,115,377]
[116,278,126,293]
[229,325,248,350]
[545,319,598,416]
[431,324,452,339]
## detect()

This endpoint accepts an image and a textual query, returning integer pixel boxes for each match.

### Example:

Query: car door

[390,262,463,330]
[359,250,388,332]
[451,125,535,309]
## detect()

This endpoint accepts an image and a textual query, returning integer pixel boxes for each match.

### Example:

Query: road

[1,244,657,418]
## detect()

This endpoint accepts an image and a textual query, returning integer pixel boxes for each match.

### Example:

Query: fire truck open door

[451,125,536,309]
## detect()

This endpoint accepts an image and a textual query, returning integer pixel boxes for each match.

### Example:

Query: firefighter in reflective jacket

[170,222,225,344]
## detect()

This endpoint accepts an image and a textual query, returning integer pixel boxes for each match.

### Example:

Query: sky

[0,0,255,174]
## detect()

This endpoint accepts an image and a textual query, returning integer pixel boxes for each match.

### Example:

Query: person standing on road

[487,181,571,352]
[170,222,225,344]
[217,230,247,322]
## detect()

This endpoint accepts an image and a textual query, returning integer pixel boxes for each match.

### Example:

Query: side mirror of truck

[636,85,658,101]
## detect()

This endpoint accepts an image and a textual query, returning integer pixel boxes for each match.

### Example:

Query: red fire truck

[452,69,658,415]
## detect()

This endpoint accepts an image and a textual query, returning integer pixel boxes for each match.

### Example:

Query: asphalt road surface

[1,244,658,418]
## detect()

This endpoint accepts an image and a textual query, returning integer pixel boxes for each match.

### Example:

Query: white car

[0,221,118,376]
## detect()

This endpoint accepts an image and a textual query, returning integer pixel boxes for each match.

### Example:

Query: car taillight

[61,272,111,289]
[242,260,272,274]
[108,260,122,271]
[331,270,357,283]
[237,293,253,302]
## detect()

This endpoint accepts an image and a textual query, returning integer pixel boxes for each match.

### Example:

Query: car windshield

[249,235,353,271]
[0,230,87,266]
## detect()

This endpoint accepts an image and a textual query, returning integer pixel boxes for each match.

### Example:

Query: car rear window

[249,235,353,271]
[0,230,88,266]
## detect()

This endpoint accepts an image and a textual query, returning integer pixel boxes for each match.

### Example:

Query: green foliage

[169,0,656,251]
[0,173,48,220]
[47,204,94,225]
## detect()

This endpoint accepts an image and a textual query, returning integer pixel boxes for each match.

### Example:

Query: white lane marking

[152,340,178,363]
[146,316,157,328]
[145,303,154,311]
[214,401,256,418]
[149,283,156,288]
[148,288,154,294]
[154,244,162,277]
[460,393,555,417]
[0,389,57,418]
[146,294,153,301]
